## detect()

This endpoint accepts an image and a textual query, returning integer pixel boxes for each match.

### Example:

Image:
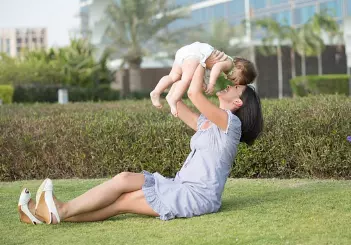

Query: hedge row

[8,85,159,103]
[0,85,14,104]
[5,74,232,103]
[12,85,121,103]
[0,95,350,181]
[290,74,350,96]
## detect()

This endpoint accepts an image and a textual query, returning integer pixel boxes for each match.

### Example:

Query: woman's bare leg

[64,190,158,222]
[166,58,199,116]
[55,172,145,222]
[150,63,182,108]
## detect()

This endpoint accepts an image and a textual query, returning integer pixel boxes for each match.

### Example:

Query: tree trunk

[317,53,323,75]
[128,57,143,94]
[290,48,296,78]
[277,45,283,99]
[301,52,306,77]
[118,69,130,99]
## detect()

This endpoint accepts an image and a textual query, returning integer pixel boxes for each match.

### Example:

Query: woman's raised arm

[168,82,199,131]
[187,65,228,131]
[176,100,199,131]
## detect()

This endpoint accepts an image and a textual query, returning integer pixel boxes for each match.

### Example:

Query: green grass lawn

[1,178,350,245]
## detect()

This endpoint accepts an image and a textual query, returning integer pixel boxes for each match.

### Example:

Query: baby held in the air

[150,42,256,116]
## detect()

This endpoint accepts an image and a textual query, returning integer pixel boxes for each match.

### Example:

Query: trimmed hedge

[13,85,120,103]
[10,74,232,103]
[0,85,14,104]
[12,85,162,103]
[0,95,350,181]
[290,75,350,96]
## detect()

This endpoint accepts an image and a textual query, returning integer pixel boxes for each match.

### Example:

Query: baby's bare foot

[166,95,178,117]
[150,91,162,108]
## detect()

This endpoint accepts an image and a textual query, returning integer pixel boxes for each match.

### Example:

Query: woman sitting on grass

[18,51,263,224]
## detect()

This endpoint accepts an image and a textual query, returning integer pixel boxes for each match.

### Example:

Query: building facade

[170,0,349,31]
[79,0,91,39]
[0,28,47,57]
[80,0,349,58]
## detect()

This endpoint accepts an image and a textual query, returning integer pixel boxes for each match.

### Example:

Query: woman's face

[217,85,245,100]
[216,85,246,110]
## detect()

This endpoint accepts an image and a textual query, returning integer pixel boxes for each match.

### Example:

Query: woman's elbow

[187,90,194,98]
[187,89,200,99]
[187,90,202,104]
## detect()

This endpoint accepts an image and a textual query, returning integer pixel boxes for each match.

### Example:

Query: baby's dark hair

[232,57,257,85]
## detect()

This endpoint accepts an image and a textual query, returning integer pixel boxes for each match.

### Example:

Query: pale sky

[0,0,80,47]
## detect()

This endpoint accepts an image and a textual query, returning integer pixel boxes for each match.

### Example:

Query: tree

[252,18,288,99]
[308,11,339,75]
[292,24,315,77]
[283,26,300,79]
[57,39,103,87]
[188,19,248,56]
[104,0,188,97]
[0,39,112,87]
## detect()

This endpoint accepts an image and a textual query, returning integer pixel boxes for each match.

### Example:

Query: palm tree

[308,11,339,75]
[104,0,189,97]
[284,25,303,79]
[252,18,288,99]
[292,18,337,78]
[188,19,248,57]
[50,39,93,87]
[286,24,322,78]
[293,23,316,77]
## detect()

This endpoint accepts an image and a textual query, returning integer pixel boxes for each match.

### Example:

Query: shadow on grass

[219,183,336,213]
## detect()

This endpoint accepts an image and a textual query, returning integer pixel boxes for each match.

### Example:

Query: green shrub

[0,40,113,88]
[0,85,14,104]
[290,75,350,96]
[13,85,120,103]
[0,61,63,86]
[0,95,350,181]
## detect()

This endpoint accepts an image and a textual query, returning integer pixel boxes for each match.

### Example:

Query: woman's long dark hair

[234,85,263,145]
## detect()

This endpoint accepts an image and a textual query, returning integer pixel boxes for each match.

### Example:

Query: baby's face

[226,70,236,81]
[228,71,249,86]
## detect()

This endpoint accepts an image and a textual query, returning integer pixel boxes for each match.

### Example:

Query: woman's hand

[187,64,229,132]
[205,50,227,68]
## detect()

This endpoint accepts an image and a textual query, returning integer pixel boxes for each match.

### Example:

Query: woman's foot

[18,188,43,225]
[35,179,62,225]
[166,95,178,117]
[150,91,162,109]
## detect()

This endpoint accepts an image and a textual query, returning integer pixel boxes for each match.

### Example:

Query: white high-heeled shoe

[18,188,43,225]
[35,178,60,224]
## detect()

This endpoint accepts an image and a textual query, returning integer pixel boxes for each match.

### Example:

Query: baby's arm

[206,60,231,94]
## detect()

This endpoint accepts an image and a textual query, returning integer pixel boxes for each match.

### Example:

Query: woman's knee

[111,172,145,191]
[112,172,132,184]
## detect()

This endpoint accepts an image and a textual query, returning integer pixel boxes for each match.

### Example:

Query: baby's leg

[166,58,199,116]
[150,63,182,108]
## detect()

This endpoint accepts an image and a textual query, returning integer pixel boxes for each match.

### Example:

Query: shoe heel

[36,191,51,224]
[35,179,48,210]
[35,178,60,224]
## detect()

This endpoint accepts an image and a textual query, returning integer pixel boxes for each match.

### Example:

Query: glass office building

[169,0,349,40]
[81,0,349,48]
[79,0,92,39]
